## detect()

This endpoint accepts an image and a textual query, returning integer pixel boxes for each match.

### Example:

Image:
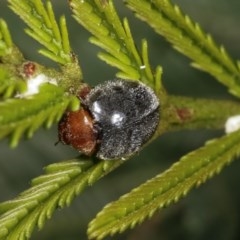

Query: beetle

[58,79,160,160]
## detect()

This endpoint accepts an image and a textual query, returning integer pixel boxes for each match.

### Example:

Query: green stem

[158,96,240,134]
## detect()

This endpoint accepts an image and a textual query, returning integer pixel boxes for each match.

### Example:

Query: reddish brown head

[58,108,97,156]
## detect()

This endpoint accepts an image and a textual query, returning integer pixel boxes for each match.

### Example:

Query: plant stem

[158,96,240,135]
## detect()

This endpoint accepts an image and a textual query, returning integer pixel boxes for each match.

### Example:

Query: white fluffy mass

[225,115,240,134]
[17,74,57,98]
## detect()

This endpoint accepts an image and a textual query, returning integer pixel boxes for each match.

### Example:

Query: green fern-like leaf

[0,159,122,240]
[8,0,72,64]
[0,83,79,147]
[69,0,162,91]
[0,66,26,99]
[88,130,240,239]
[0,19,24,64]
[125,0,240,97]
[0,19,12,56]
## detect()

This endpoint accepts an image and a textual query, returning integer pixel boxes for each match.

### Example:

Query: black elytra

[85,79,160,160]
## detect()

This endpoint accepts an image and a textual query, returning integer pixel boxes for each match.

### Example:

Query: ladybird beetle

[58,79,160,160]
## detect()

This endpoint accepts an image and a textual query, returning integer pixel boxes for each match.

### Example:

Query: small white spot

[225,115,240,133]
[111,112,123,124]
[111,111,126,127]
[140,65,146,69]
[16,74,57,98]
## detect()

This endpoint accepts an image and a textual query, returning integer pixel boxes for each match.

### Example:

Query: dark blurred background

[1,0,240,239]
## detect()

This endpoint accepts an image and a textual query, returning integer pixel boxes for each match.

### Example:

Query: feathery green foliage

[88,130,240,239]
[8,0,72,64]
[0,0,82,149]
[0,84,79,147]
[0,158,121,240]
[0,19,12,56]
[69,0,162,92]
[0,66,26,99]
[0,0,240,239]
[0,19,26,98]
[0,18,24,65]
[125,0,240,97]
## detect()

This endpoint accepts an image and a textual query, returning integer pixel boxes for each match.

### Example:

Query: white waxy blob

[17,74,57,98]
[225,115,240,134]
